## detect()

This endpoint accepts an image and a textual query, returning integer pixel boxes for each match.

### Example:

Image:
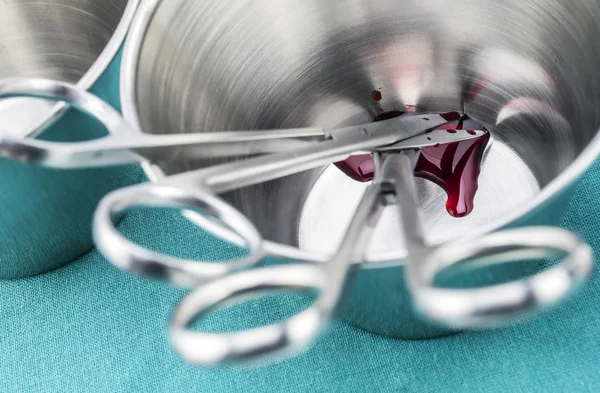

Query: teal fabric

[0,166,599,392]
[0,48,144,278]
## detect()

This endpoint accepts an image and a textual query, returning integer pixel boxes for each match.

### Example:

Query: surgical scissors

[0,78,592,366]
[0,77,472,285]
[0,78,474,282]
[90,108,460,285]
[167,148,592,366]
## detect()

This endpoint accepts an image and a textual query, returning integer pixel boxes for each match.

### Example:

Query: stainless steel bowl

[0,0,140,278]
[121,0,600,338]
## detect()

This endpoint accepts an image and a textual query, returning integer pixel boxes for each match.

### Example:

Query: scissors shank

[320,183,385,310]
[133,138,319,162]
[378,129,488,151]
[193,114,448,194]
[380,153,429,261]
[117,130,326,165]
[0,138,50,165]
[202,135,378,193]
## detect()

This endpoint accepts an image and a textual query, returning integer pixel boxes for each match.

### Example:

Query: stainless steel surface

[0,0,139,279]
[93,113,451,287]
[0,0,137,139]
[299,141,539,259]
[120,0,600,341]
[122,0,600,257]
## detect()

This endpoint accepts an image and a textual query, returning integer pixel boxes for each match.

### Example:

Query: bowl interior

[0,0,131,138]
[130,0,600,258]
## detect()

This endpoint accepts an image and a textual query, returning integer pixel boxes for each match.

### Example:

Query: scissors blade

[328,112,461,143]
[180,112,456,193]
[127,129,324,163]
[125,112,460,162]
[73,128,328,168]
[127,113,456,165]
[137,112,457,166]
[379,152,429,253]
[376,129,488,151]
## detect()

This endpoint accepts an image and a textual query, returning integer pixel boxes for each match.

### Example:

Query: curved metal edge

[169,264,328,366]
[408,227,594,329]
[120,0,159,139]
[120,0,168,184]
[24,0,141,138]
[119,0,600,268]
[92,182,266,288]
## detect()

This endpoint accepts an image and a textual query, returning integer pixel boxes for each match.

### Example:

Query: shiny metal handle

[168,182,383,366]
[92,182,265,288]
[388,151,594,330]
[408,227,593,329]
[0,77,135,166]
[169,264,328,366]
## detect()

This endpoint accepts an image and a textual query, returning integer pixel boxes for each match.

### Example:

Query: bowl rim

[21,0,141,138]
[120,0,600,267]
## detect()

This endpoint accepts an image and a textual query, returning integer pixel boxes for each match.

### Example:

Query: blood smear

[333,111,490,218]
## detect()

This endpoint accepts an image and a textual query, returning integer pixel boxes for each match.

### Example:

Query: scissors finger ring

[410,227,593,328]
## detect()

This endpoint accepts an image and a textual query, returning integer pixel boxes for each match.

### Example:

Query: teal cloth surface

[0,166,599,392]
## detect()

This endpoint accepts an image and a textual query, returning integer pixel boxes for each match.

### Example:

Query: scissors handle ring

[409,226,593,329]
[93,183,265,288]
[169,264,328,366]
[0,77,127,138]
